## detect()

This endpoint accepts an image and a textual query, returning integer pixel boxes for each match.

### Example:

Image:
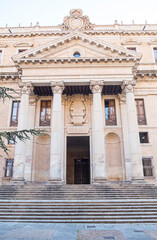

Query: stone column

[90,81,106,183]
[118,94,132,181]
[25,97,37,181]
[121,80,144,181]
[12,82,32,182]
[49,81,64,184]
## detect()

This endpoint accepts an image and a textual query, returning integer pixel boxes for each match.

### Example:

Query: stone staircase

[0,183,157,223]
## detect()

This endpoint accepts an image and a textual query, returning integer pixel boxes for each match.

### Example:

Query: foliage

[0,86,17,102]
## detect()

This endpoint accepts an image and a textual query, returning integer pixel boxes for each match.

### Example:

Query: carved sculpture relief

[69,95,88,125]
[62,9,93,31]
[121,80,136,94]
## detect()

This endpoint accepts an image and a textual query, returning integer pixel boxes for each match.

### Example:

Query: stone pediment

[12,32,141,64]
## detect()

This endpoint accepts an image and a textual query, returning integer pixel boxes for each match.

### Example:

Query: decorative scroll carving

[62,9,93,31]
[121,80,136,94]
[90,80,104,94]
[18,81,33,95]
[69,95,87,126]
[51,81,65,94]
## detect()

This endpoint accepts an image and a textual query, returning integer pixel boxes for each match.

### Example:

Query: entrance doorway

[66,136,90,184]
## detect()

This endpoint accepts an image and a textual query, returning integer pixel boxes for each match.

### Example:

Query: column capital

[51,81,65,94]
[118,93,126,104]
[18,81,33,95]
[121,80,136,94]
[90,80,104,93]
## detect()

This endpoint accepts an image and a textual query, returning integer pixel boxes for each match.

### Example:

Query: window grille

[142,157,153,177]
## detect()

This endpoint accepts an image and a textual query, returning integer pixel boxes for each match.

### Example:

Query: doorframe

[65,133,92,184]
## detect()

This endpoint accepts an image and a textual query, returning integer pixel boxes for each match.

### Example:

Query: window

[4,159,14,178]
[8,135,16,145]
[139,132,149,143]
[127,47,136,52]
[135,99,146,125]
[18,49,27,53]
[153,48,157,63]
[0,50,2,64]
[142,157,153,177]
[40,100,51,126]
[10,101,20,126]
[105,99,117,125]
[73,52,80,57]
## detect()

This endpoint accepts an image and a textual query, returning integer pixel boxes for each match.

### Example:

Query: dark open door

[67,136,90,184]
[74,158,90,184]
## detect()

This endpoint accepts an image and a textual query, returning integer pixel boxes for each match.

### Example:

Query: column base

[10,177,25,185]
[131,177,146,183]
[92,178,107,185]
[48,178,63,185]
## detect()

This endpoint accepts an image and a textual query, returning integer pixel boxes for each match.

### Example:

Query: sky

[1,0,157,27]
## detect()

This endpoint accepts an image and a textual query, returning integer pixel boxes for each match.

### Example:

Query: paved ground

[0,222,157,240]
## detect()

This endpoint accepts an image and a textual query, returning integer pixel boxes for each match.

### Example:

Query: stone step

[0,215,157,220]
[0,209,157,214]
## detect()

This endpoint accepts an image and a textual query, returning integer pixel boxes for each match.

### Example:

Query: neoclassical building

[0,9,157,185]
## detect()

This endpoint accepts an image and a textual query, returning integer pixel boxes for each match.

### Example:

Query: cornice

[14,57,138,64]
[136,70,157,78]
[0,29,157,38]
[0,72,19,80]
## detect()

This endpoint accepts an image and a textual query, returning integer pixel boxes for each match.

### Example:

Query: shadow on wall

[105,132,123,181]
[33,135,50,182]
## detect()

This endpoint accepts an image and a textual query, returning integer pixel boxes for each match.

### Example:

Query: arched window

[73,52,81,57]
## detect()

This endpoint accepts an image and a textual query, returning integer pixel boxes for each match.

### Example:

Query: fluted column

[49,81,64,184]
[12,82,32,182]
[90,81,106,183]
[121,80,144,181]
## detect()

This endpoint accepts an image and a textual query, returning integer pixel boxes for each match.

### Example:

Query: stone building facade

[0,9,157,185]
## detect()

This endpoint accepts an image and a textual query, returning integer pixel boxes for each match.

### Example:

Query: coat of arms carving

[62,9,93,31]
[69,95,87,125]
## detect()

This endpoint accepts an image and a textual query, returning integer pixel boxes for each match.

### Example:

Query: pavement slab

[77,230,126,240]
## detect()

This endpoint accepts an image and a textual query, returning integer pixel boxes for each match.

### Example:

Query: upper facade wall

[0,9,157,66]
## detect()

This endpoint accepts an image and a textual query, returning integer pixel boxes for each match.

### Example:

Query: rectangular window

[0,50,2,64]
[153,48,157,63]
[139,132,149,143]
[135,99,146,125]
[142,157,153,177]
[8,135,16,145]
[40,100,51,126]
[105,99,117,125]
[18,49,27,53]
[10,101,20,126]
[127,47,136,52]
[4,159,14,178]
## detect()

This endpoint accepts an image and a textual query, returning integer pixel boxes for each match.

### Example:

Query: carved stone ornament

[132,63,138,78]
[69,95,87,126]
[62,9,93,31]
[18,81,33,95]
[90,80,104,94]
[51,81,65,94]
[121,80,136,94]
[117,93,126,104]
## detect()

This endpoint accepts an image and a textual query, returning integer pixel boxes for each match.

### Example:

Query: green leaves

[0,129,47,155]
[0,87,17,102]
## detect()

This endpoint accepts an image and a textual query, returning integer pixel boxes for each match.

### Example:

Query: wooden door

[74,159,90,184]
